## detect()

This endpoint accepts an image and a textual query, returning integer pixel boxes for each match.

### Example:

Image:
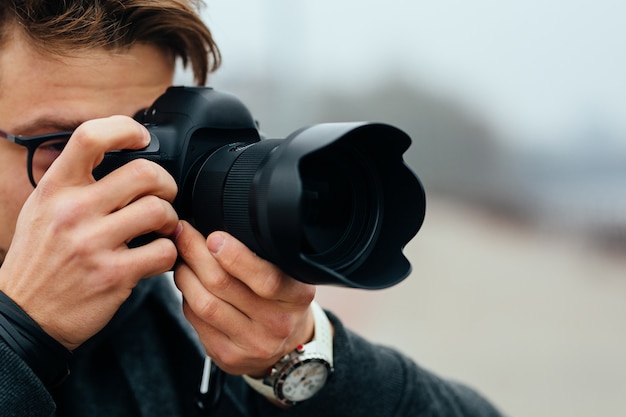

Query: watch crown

[295,344,305,353]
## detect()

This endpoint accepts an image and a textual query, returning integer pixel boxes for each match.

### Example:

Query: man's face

[0,30,175,262]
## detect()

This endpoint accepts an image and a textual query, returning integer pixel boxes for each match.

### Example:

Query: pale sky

[199,0,626,149]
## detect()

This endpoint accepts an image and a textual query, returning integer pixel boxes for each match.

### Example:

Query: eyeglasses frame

[0,129,74,187]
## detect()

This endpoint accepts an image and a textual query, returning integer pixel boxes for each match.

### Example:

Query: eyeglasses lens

[31,138,69,184]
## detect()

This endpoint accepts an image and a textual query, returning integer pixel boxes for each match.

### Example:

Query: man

[0,1,503,416]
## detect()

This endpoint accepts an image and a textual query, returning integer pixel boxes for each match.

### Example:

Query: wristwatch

[243,301,334,406]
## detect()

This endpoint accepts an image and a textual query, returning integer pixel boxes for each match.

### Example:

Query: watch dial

[280,360,330,402]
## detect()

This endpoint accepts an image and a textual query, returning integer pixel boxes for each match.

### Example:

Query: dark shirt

[0,276,504,416]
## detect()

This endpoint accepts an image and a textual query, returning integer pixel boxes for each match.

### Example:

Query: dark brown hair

[0,0,221,85]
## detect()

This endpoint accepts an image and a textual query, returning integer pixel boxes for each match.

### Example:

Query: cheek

[0,146,33,254]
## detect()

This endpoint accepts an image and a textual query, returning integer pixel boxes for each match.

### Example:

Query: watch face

[278,359,331,403]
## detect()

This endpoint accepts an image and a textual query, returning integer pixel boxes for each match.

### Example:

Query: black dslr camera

[94,87,426,289]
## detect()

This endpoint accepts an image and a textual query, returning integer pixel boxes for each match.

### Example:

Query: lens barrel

[191,122,426,289]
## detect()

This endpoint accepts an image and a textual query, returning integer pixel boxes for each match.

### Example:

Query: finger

[206,231,315,304]
[175,265,282,374]
[180,300,253,375]
[175,220,218,269]
[119,237,178,280]
[174,221,260,308]
[179,284,306,376]
[43,116,150,187]
[174,260,252,336]
[90,158,178,214]
[97,195,180,246]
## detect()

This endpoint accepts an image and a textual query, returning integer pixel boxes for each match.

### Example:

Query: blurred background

[184,1,626,415]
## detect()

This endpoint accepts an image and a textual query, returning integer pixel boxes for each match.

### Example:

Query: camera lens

[186,121,424,289]
[299,144,381,274]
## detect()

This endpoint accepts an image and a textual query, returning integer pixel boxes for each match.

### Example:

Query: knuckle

[141,195,170,221]
[218,341,274,373]
[108,114,134,124]
[268,316,293,341]
[298,285,316,305]
[75,250,125,291]
[159,239,179,266]
[196,294,220,322]
[71,122,102,148]
[215,349,244,373]
[205,272,232,292]
[248,340,279,362]
[71,123,94,141]
[256,269,287,299]
[125,159,178,201]
[94,262,125,289]
[68,232,95,257]
[128,158,161,182]
[47,197,88,232]
[217,247,242,272]
[148,239,178,271]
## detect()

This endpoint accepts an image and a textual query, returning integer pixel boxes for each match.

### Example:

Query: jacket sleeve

[0,340,56,417]
[248,310,505,417]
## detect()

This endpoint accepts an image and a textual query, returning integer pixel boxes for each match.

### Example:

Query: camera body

[94,86,426,289]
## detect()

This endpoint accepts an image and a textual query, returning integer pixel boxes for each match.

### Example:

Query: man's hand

[0,116,179,350]
[174,221,316,376]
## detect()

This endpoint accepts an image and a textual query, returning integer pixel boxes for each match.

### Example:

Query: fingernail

[141,125,151,145]
[171,222,183,240]
[207,233,225,254]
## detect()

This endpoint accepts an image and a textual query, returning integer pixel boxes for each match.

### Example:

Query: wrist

[244,301,334,406]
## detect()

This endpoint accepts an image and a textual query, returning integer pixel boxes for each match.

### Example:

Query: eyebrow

[11,117,83,136]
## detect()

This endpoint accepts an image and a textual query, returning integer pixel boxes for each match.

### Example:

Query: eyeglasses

[0,129,73,187]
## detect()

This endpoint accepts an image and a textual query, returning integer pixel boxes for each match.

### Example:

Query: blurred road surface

[316,196,626,417]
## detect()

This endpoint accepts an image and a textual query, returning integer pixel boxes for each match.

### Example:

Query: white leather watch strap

[243,301,333,399]
[309,300,334,365]
[243,368,275,399]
